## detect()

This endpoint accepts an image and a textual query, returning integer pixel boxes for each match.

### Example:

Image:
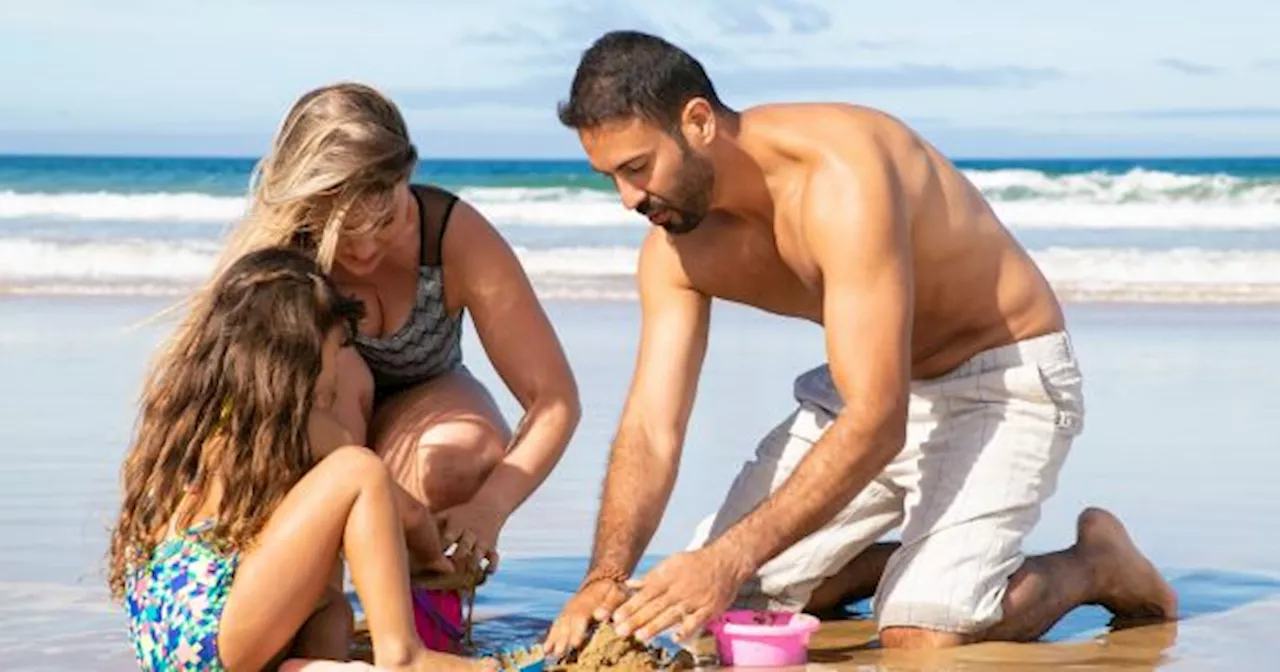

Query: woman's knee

[401,413,505,510]
[370,372,511,509]
[421,414,507,473]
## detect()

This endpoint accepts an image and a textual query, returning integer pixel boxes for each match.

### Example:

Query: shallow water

[0,297,1276,669]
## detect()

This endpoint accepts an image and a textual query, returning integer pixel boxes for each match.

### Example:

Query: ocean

[1,154,1279,303]
[2,155,1279,670]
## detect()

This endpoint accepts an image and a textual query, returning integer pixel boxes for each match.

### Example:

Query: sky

[2,0,1278,159]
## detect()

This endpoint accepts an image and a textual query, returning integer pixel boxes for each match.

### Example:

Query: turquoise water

[1,296,1277,669]
[1,151,1277,667]
[1,154,1279,301]
[4,154,1280,193]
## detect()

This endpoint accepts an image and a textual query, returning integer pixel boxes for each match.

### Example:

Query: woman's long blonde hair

[139,82,417,381]
[218,81,420,275]
[108,246,364,601]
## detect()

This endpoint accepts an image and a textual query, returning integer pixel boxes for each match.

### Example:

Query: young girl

[107,247,494,672]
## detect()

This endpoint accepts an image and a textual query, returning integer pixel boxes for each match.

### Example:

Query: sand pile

[548,623,692,672]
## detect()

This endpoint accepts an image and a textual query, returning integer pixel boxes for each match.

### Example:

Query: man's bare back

[642,101,1065,380]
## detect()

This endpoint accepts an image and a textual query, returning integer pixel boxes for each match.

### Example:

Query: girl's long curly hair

[107,246,363,601]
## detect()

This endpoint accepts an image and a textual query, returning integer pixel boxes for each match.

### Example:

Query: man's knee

[879,626,972,649]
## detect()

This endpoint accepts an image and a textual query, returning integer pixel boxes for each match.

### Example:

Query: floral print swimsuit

[124,520,240,671]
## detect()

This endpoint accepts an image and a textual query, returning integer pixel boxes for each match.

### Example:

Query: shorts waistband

[793,331,1076,412]
[931,330,1075,382]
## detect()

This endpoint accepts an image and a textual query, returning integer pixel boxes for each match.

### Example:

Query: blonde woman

[213,82,581,652]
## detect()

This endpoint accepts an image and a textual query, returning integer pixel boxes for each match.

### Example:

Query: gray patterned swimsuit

[355,184,465,402]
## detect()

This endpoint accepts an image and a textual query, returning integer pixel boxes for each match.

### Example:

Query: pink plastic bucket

[706,610,819,667]
[411,586,465,653]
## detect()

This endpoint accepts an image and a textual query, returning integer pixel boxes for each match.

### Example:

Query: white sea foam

[0,168,1277,230]
[0,191,245,223]
[3,238,1280,304]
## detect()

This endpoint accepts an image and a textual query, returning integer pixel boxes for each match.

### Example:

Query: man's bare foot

[1075,507,1179,624]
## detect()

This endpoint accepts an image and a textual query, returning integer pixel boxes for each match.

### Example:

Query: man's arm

[714,144,915,579]
[585,233,712,583]
[544,235,711,658]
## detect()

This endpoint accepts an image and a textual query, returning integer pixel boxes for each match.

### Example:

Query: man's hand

[612,545,750,644]
[438,493,507,574]
[544,578,631,659]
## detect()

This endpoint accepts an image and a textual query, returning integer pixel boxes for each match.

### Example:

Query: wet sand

[0,296,1276,670]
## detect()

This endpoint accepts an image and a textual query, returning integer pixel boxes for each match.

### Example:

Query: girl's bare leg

[216,445,490,672]
[289,574,355,660]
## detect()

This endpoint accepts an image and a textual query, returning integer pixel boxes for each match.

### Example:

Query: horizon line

[2,151,1279,163]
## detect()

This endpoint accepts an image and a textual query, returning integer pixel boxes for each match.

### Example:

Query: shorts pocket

[1020,361,1085,436]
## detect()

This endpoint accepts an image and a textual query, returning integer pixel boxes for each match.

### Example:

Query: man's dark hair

[557,30,731,133]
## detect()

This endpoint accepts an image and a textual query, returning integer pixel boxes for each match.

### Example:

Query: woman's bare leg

[216,445,488,672]
[371,370,510,513]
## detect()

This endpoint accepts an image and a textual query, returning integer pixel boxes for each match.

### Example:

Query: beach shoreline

[2,292,1278,670]
[5,283,1280,307]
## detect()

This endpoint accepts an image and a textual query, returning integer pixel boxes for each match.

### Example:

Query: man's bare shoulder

[757,105,931,260]
[752,104,933,220]
[747,101,922,148]
[636,228,692,291]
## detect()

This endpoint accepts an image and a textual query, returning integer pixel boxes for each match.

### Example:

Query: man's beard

[637,149,714,235]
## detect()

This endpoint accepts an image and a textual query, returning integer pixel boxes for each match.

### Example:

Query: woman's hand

[397,486,457,575]
[437,492,507,574]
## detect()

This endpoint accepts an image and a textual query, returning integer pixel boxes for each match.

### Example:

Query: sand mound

[548,623,692,672]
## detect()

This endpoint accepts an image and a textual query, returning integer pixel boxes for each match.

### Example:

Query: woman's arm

[442,201,582,521]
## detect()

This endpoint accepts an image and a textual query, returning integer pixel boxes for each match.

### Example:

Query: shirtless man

[543,30,1178,654]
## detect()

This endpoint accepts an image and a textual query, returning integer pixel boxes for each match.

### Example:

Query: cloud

[1156,58,1220,76]
[1256,58,1280,71]
[909,124,1280,160]
[479,2,673,51]
[853,39,905,51]
[459,1,872,72]
[710,0,833,36]
[391,83,554,111]
[1112,107,1280,120]
[459,2,738,74]
[392,62,1063,114]
[714,63,1062,92]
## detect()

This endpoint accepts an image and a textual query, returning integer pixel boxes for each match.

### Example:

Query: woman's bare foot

[1075,507,1179,624]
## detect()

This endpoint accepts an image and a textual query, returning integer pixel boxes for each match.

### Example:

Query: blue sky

[2,0,1278,158]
